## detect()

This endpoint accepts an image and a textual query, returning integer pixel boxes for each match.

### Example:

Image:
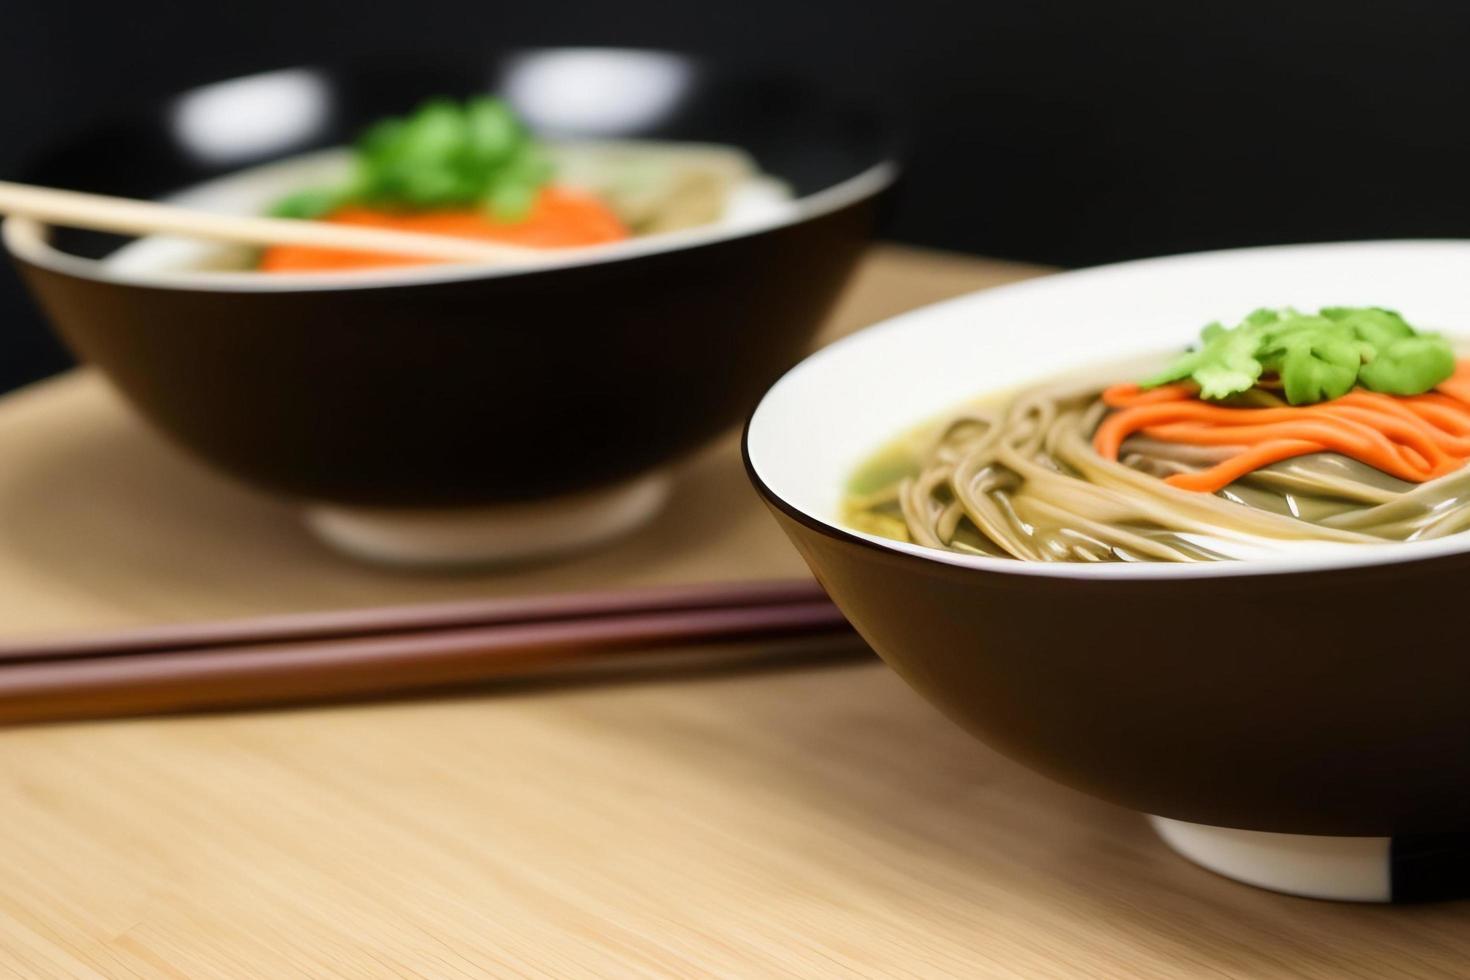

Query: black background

[3,0,1469,392]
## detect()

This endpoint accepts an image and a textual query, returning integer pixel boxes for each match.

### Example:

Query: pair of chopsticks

[0,579,858,725]
[0,179,556,265]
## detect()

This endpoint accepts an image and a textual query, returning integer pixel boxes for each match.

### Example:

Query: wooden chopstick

[0,179,550,265]
[0,578,833,664]
[0,582,858,725]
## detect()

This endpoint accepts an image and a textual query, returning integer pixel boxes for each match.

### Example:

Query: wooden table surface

[0,245,1467,978]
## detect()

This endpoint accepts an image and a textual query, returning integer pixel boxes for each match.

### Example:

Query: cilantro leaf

[1191,326,1266,400]
[1276,334,1363,404]
[1144,306,1457,404]
[1359,334,1456,395]
[1322,306,1412,349]
[268,96,551,223]
[268,187,346,220]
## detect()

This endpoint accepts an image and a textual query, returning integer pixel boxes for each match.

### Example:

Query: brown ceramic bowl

[746,241,1470,902]
[5,50,897,564]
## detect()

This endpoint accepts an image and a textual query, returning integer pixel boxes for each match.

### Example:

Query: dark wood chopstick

[0,578,832,665]
[0,583,859,725]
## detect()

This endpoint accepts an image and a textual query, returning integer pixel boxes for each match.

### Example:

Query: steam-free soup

[845,306,1470,562]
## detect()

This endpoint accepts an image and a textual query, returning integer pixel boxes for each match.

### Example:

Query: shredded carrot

[1165,440,1324,492]
[258,187,628,272]
[1095,361,1470,492]
[1436,359,1470,405]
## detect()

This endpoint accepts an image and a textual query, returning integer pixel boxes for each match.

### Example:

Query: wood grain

[1,245,1465,978]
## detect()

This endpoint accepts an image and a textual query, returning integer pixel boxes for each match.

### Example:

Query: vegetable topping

[1143,306,1455,405]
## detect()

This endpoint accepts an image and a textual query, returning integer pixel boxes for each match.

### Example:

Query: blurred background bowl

[3,50,898,563]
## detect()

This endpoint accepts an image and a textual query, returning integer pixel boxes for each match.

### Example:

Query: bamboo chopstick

[0,179,550,265]
[0,581,859,725]
[0,578,834,664]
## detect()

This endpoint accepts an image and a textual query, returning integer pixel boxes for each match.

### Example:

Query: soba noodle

[844,370,1470,563]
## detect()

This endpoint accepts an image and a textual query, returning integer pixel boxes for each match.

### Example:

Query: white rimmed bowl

[746,240,1470,901]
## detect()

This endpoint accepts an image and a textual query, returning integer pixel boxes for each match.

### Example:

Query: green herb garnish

[269,96,552,222]
[1143,306,1456,404]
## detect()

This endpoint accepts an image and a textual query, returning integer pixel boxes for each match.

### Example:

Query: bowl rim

[3,160,897,294]
[744,237,1470,582]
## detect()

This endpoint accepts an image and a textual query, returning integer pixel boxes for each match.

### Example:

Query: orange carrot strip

[1404,400,1470,439]
[1309,404,1457,467]
[1101,383,1197,408]
[1404,393,1470,434]
[1093,359,1470,492]
[1164,440,1325,492]
[1093,362,1470,490]
[1093,403,1226,457]
[1334,393,1469,448]
[259,188,628,273]
[1436,360,1470,405]
[1141,419,1431,480]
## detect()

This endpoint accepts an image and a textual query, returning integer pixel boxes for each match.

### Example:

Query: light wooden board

[0,245,1466,978]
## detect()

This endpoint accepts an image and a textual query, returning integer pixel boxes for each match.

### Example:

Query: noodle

[844,372,1470,563]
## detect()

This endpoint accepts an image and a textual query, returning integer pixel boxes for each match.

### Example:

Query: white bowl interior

[747,239,1470,579]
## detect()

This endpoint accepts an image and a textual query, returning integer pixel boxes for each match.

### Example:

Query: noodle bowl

[746,243,1470,895]
[5,53,897,566]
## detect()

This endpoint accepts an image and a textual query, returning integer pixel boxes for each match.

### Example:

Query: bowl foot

[1150,816,1393,901]
[1152,817,1470,902]
[304,472,672,567]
